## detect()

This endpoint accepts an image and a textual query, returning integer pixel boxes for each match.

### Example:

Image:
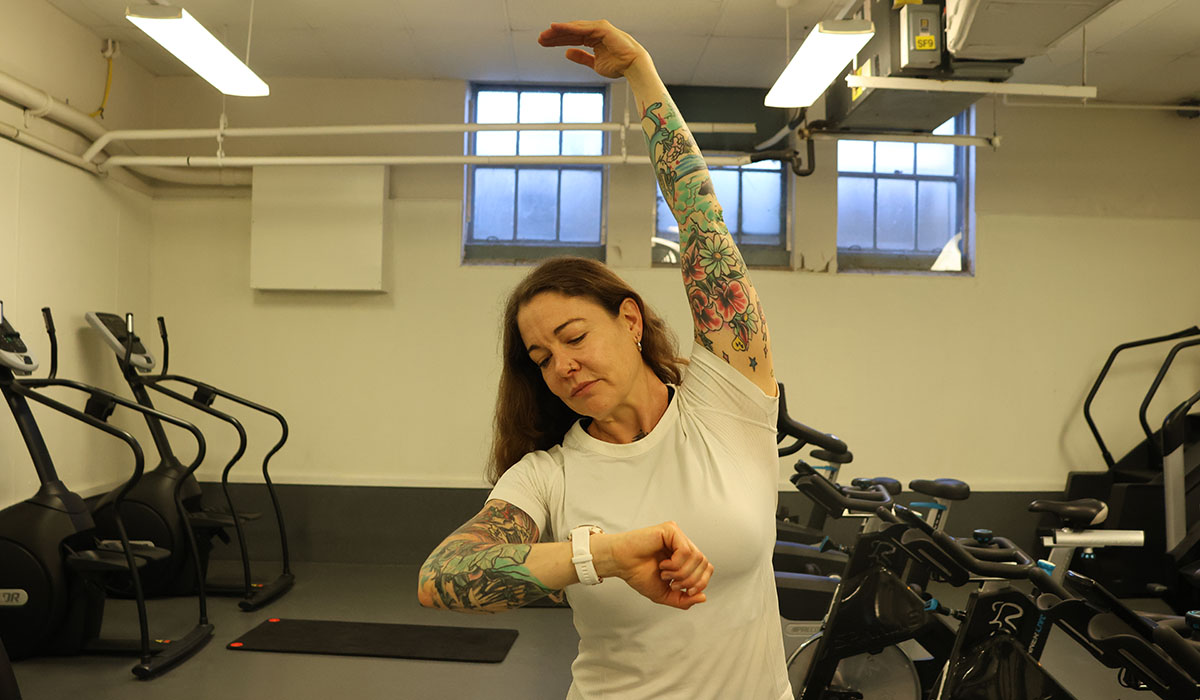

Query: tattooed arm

[417,499,569,613]
[539,21,776,396]
[418,499,715,613]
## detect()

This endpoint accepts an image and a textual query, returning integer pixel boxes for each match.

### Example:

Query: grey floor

[9,562,1176,700]
[11,561,578,700]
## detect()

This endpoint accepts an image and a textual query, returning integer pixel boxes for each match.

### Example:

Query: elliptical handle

[157,316,169,376]
[1137,337,1200,457]
[41,307,58,380]
[122,313,135,370]
[1084,326,1200,469]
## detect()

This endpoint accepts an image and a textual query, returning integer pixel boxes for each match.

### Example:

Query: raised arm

[418,499,715,613]
[539,20,776,396]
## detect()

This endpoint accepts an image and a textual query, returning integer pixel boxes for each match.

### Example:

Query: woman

[418,20,789,700]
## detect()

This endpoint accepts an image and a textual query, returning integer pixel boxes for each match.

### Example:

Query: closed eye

[568,334,586,345]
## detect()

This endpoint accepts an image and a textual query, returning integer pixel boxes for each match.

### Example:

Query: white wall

[0,137,156,509]
[143,78,1200,493]
[0,0,159,510]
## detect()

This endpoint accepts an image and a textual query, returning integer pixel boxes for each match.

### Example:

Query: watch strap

[570,525,603,585]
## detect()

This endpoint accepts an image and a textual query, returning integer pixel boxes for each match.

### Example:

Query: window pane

[877,179,916,250]
[563,131,602,156]
[875,141,914,175]
[917,180,956,251]
[472,168,515,241]
[933,117,955,136]
[743,159,779,170]
[477,91,517,123]
[710,169,740,234]
[562,93,602,123]
[741,171,781,236]
[656,193,679,237]
[476,131,516,156]
[519,92,561,156]
[838,140,874,173]
[837,177,874,249]
[519,92,561,122]
[559,170,602,243]
[916,143,955,176]
[519,130,560,156]
[516,169,558,241]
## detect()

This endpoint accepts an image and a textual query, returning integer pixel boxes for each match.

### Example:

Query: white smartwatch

[569,525,605,585]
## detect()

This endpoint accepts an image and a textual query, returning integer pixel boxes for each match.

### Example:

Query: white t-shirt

[489,343,791,700]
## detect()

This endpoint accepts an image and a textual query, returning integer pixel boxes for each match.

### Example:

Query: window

[836,111,974,272]
[653,159,789,267]
[464,86,607,262]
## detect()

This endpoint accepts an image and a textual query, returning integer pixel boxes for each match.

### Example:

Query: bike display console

[84,312,154,372]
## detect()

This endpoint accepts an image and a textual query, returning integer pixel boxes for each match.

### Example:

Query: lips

[571,380,597,397]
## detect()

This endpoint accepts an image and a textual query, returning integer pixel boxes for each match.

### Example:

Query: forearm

[418,537,621,613]
[625,57,734,255]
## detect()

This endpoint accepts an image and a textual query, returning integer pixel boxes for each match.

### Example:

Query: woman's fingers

[563,48,596,69]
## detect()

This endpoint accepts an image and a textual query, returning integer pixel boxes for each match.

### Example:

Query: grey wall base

[201,482,1062,566]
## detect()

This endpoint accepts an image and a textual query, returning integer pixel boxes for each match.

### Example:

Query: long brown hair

[488,257,685,485]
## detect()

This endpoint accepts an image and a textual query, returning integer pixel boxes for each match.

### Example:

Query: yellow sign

[915,35,937,51]
[851,62,872,102]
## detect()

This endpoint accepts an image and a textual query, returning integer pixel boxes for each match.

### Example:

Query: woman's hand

[538,20,650,80]
[593,522,713,610]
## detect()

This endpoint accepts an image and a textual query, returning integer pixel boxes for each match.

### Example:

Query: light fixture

[126,5,269,97]
[765,19,874,108]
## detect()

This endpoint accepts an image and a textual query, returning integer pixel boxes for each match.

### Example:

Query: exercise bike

[0,305,212,678]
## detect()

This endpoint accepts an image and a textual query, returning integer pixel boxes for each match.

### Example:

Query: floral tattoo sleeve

[643,98,770,372]
[419,500,562,613]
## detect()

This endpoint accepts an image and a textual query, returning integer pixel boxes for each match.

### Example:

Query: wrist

[588,533,620,580]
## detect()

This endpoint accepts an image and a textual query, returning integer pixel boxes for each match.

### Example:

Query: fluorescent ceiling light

[765,19,874,108]
[126,5,269,97]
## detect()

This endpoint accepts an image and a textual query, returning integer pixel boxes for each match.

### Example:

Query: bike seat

[851,477,901,495]
[908,479,970,501]
[1028,498,1108,529]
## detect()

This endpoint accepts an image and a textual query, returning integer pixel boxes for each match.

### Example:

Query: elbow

[416,566,440,609]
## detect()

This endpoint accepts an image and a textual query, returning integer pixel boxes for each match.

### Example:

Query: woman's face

[516,291,643,419]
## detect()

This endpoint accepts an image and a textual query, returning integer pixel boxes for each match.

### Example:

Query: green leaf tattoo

[419,500,558,613]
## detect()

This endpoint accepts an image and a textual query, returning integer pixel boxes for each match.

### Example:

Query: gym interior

[2,1,1199,699]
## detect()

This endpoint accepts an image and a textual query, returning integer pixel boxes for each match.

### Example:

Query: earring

[637,339,643,353]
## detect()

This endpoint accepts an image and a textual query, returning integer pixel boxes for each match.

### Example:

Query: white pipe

[102,153,753,169]
[846,75,1098,99]
[81,121,757,164]
[0,69,242,186]
[1002,95,1200,113]
[808,131,995,148]
[0,119,102,175]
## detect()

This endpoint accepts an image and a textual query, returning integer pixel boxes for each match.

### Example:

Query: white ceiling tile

[691,36,781,88]
[505,1,728,37]
[713,0,827,39]
[1084,7,1200,57]
[406,27,516,81]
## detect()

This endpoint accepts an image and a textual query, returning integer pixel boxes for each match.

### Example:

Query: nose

[553,352,577,377]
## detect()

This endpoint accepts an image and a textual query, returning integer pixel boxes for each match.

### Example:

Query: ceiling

[40,0,1200,105]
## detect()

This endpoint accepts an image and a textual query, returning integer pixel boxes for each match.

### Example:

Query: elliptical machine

[1064,326,1200,612]
[85,311,293,611]
[0,305,212,678]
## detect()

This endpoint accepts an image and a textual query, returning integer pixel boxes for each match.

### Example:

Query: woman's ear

[619,297,643,337]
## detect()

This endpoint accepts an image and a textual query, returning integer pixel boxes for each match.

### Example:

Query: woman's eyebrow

[526,318,586,354]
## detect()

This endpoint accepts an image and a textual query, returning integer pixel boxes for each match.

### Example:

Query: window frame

[462,84,609,264]
[835,110,975,274]
[652,156,791,269]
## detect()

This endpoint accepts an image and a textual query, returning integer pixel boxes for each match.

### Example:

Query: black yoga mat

[227,618,519,663]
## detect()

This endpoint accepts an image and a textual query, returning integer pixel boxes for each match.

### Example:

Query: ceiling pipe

[0,118,102,175]
[81,121,759,165]
[0,69,247,186]
[102,153,754,169]
[1001,95,1200,113]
